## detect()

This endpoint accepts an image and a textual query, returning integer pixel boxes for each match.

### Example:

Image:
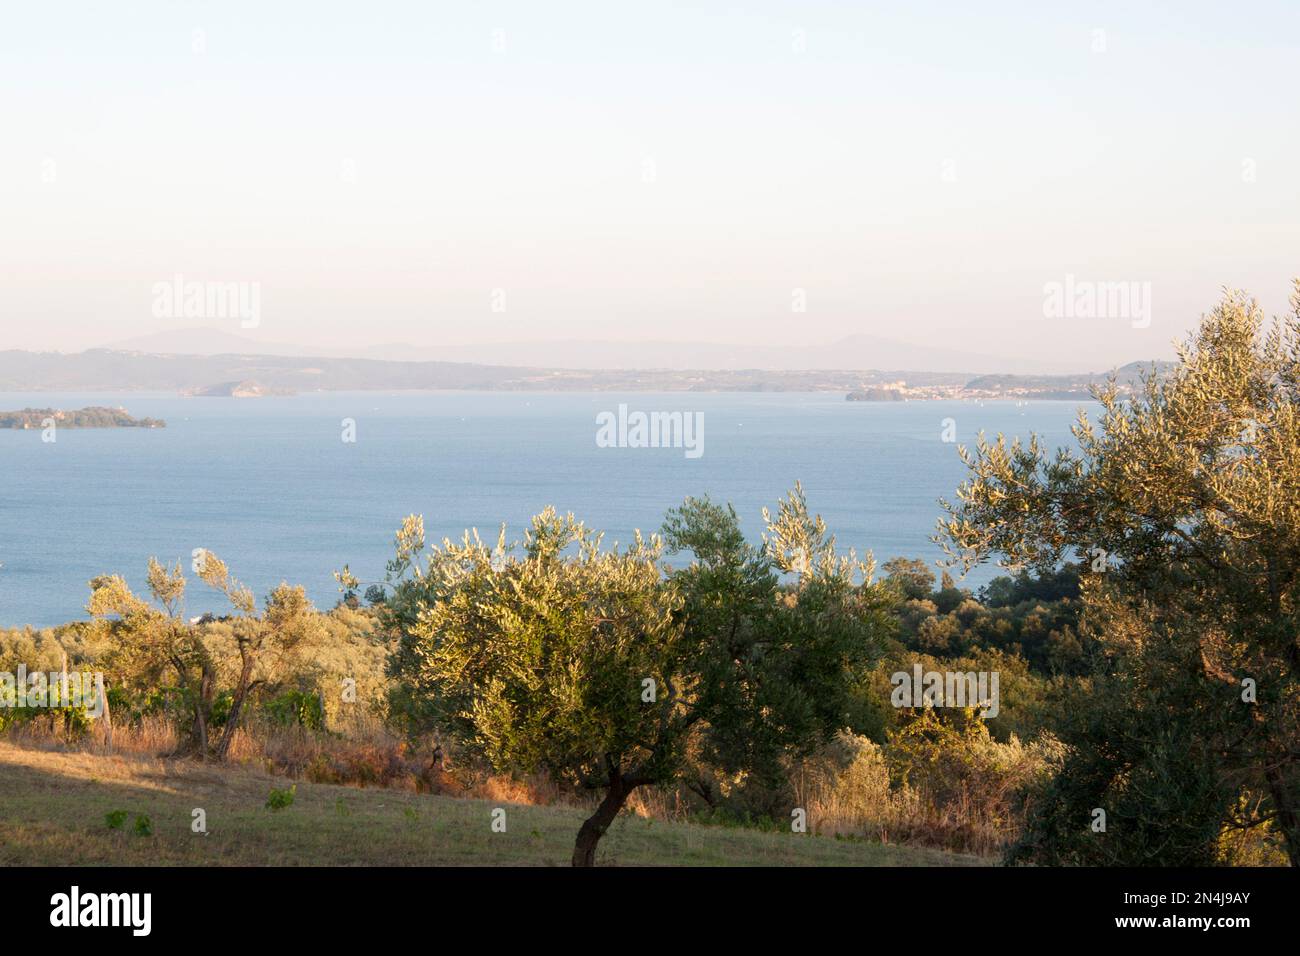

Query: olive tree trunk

[213,655,256,761]
[572,771,637,867]
[1265,765,1300,867]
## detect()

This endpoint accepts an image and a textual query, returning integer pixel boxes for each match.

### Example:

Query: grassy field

[0,741,987,867]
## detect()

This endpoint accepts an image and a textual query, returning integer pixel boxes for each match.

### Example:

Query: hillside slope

[0,743,985,867]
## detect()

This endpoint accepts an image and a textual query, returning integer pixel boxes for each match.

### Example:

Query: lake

[0,391,1096,628]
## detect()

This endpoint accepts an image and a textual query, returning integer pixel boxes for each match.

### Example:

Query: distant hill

[108,328,313,359]
[103,326,1079,375]
[0,348,964,394]
[0,349,540,394]
[413,334,1054,375]
[963,361,1176,396]
[0,348,1167,397]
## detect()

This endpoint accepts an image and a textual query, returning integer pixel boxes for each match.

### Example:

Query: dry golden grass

[0,741,988,867]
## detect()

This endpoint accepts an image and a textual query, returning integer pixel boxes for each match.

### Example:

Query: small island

[0,406,166,429]
[182,380,296,398]
[846,387,907,402]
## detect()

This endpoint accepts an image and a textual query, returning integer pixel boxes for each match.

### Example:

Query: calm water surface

[0,391,1095,628]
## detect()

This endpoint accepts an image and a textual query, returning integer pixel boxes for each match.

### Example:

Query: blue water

[0,391,1095,628]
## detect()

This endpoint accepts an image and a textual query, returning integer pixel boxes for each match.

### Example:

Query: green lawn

[0,741,987,867]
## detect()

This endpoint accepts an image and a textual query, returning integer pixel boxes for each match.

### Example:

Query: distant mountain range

[103,327,1085,376]
[0,343,1172,399]
[0,329,1170,400]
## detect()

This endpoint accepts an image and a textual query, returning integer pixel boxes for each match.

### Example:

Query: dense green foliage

[884,558,1090,676]
[383,485,894,864]
[939,285,1300,865]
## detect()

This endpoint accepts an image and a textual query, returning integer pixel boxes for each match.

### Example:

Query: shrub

[264,690,324,730]
[266,784,296,811]
[105,810,129,830]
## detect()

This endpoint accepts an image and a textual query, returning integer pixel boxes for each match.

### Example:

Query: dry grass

[0,740,988,867]
[11,713,574,805]
[794,729,1058,858]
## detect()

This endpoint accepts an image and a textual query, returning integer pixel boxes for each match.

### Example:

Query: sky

[1,1,1297,371]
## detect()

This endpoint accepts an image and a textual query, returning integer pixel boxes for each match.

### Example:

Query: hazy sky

[2,1,1297,370]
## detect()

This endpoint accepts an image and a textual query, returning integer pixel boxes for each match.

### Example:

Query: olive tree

[937,286,1300,864]
[89,553,316,759]
[384,486,892,866]
[661,486,893,810]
